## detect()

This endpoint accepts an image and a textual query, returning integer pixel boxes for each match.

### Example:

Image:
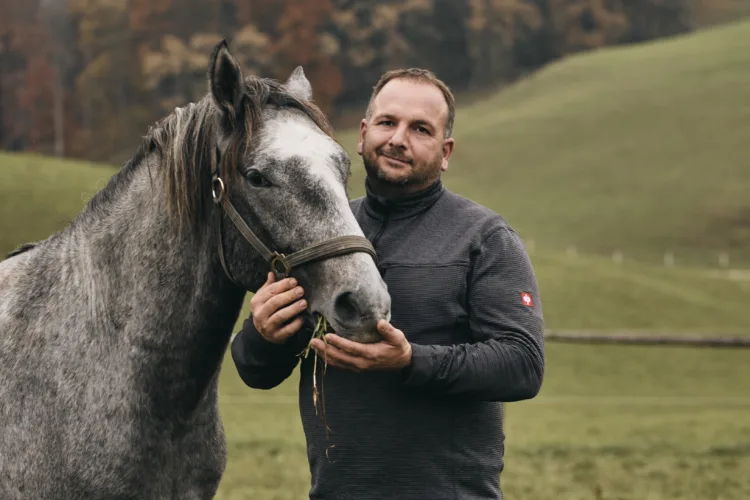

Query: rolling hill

[3,149,750,331]
[337,18,750,268]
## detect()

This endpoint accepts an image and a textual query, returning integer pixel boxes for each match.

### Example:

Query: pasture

[2,17,750,500]
[214,258,750,500]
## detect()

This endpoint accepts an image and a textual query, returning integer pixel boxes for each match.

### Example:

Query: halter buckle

[212,175,225,204]
[270,253,291,278]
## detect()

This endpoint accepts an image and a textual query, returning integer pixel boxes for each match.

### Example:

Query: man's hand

[310,320,412,372]
[250,272,308,344]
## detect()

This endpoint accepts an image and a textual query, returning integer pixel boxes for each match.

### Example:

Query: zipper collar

[363,177,445,221]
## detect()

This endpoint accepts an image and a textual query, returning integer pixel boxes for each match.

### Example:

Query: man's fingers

[324,334,376,360]
[257,276,297,303]
[265,297,308,331]
[262,285,305,318]
[312,342,366,371]
[270,316,304,343]
[251,276,304,343]
[324,357,356,371]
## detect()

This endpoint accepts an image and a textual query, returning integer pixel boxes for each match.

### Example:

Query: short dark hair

[365,68,456,138]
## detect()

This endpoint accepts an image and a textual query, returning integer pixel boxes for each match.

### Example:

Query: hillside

[3,149,749,331]
[336,19,750,268]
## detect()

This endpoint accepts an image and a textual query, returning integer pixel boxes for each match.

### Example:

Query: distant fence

[523,239,750,271]
[544,331,750,348]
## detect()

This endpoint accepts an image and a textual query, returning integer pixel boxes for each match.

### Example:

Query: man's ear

[441,138,455,172]
[285,66,313,101]
[208,39,244,129]
[357,119,367,156]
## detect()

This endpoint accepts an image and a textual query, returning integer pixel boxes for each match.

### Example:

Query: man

[231,68,545,499]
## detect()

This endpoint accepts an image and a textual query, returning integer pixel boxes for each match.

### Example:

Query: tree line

[0,0,742,163]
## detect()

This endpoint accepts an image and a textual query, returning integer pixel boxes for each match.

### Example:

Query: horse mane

[137,75,336,233]
[5,242,37,259]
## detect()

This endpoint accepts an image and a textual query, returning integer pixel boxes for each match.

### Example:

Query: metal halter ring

[270,253,291,278]
[212,176,225,204]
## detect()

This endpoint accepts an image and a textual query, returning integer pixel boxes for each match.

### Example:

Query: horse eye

[247,170,271,188]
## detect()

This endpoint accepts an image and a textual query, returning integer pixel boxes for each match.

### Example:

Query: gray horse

[0,41,390,499]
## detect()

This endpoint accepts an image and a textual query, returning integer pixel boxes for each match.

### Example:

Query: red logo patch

[520,292,534,307]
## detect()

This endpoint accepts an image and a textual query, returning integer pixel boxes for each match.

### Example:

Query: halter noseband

[210,163,377,287]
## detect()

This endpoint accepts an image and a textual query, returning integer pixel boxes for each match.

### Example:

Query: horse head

[202,41,390,343]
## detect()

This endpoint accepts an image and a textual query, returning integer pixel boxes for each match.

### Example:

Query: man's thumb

[377,320,401,342]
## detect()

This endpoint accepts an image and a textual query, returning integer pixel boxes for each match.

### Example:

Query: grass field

[2,18,750,500]
[216,344,750,500]
[213,257,750,500]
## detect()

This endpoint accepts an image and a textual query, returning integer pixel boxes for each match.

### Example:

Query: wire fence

[544,330,750,348]
[522,239,750,273]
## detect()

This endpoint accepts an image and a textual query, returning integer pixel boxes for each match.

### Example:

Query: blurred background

[1,1,749,498]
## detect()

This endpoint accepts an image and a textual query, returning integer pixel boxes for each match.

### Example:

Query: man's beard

[362,144,441,188]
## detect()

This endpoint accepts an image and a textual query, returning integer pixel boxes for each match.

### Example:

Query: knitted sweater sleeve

[230,314,312,390]
[401,226,545,402]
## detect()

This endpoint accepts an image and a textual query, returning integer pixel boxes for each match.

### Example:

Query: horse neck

[68,162,247,413]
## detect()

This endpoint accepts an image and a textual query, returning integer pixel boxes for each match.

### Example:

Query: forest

[0,0,742,162]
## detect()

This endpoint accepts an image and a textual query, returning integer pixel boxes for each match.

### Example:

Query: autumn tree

[618,0,694,43]
[466,0,544,86]
[1,0,717,163]
[274,0,343,114]
[0,0,57,153]
[66,0,138,159]
[547,0,629,55]
[328,0,469,112]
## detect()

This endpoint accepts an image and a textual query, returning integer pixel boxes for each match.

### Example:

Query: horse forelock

[127,75,335,234]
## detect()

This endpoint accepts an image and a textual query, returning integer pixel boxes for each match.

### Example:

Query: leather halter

[210,162,377,287]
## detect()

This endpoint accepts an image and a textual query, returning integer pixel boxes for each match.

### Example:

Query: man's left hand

[309,320,412,372]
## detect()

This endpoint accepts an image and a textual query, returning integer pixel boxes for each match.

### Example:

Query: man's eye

[247,169,271,187]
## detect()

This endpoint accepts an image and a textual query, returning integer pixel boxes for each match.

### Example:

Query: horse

[0,40,391,499]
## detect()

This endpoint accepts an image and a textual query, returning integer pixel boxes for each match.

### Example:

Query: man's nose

[388,124,408,149]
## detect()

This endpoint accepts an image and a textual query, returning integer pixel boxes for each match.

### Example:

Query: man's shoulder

[438,188,512,236]
[349,196,365,211]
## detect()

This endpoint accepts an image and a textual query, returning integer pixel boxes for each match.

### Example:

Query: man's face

[357,78,454,194]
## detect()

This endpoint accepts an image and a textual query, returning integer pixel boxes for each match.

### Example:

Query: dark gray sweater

[231,179,545,499]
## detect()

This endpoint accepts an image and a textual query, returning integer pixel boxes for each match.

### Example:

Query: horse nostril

[333,291,361,324]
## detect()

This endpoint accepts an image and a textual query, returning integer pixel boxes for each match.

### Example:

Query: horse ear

[285,66,313,101]
[209,40,244,123]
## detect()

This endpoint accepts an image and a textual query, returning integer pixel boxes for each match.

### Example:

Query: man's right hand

[250,272,308,344]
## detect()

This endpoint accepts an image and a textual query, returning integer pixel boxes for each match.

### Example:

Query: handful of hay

[297,314,334,438]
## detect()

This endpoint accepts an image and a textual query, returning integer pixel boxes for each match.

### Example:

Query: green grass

[3,19,750,500]
[216,342,750,500]
[214,255,750,499]
[0,151,118,257]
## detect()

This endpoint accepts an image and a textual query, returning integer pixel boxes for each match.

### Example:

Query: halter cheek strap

[210,165,377,287]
